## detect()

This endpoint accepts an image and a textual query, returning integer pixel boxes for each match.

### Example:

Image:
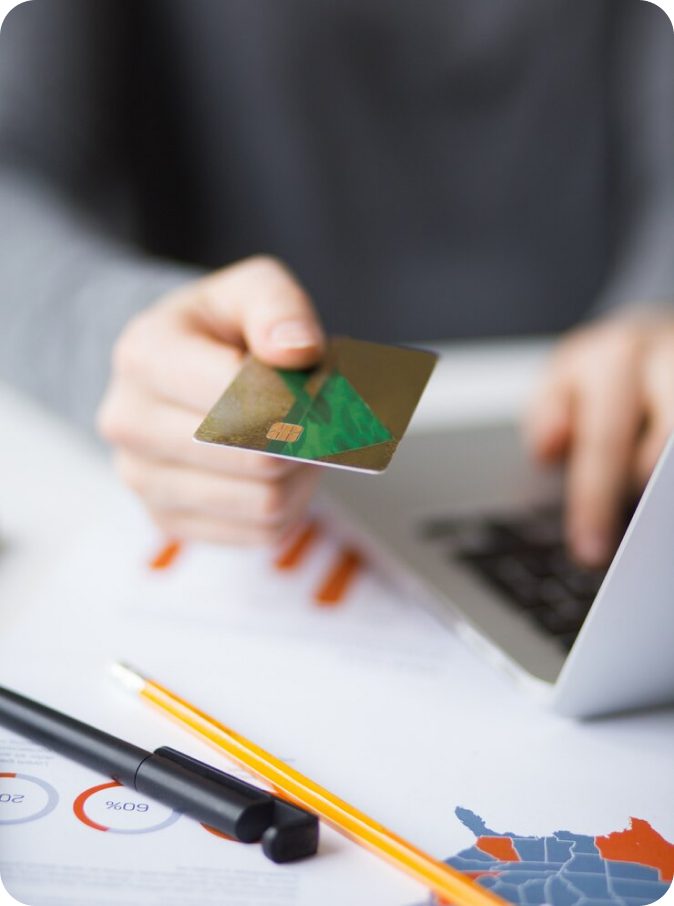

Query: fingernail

[270,320,322,350]
[574,532,610,566]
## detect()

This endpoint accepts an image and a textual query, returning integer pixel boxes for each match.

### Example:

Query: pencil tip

[109,661,146,693]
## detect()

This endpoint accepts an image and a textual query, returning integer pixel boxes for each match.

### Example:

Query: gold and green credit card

[194,336,437,473]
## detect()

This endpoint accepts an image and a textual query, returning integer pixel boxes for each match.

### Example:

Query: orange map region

[149,540,183,571]
[274,521,321,570]
[314,548,362,605]
[477,835,522,862]
[596,817,674,882]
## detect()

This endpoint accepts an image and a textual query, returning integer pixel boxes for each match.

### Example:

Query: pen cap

[155,746,271,805]
[135,751,274,843]
[157,748,319,862]
[262,800,320,863]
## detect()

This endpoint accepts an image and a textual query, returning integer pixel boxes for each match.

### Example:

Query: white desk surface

[0,340,672,906]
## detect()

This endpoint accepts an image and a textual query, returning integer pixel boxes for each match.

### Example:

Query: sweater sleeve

[593,0,674,315]
[0,0,200,432]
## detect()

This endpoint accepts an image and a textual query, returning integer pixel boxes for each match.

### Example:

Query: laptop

[323,419,674,718]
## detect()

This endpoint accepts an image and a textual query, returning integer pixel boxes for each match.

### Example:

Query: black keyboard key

[457,523,528,558]
[421,507,608,643]
[534,607,586,636]
[537,577,578,608]
[484,520,526,546]
[509,509,565,547]
[518,551,555,580]
[559,567,604,600]
[532,580,591,635]
[557,632,580,652]
[453,524,504,556]
[463,554,541,608]
[419,518,462,540]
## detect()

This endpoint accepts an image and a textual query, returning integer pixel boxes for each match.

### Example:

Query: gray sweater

[0,0,673,429]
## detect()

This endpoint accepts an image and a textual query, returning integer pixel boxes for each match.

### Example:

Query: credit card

[194,336,437,473]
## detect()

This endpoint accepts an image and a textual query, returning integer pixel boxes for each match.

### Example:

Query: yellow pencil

[111,662,507,906]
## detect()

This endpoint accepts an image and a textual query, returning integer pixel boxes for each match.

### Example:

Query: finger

[100,381,301,479]
[147,468,319,548]
[111,307,245,414]
[524,366,574,464]
[148,511,289,547]
[634,344,674,486]
[566,352,643,566]
[115,450,319,526]
[193,256,325,369]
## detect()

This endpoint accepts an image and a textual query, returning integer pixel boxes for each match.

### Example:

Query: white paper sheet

[0,494,672,906]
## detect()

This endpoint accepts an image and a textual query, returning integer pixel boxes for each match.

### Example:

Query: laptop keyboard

[420,507,609,651]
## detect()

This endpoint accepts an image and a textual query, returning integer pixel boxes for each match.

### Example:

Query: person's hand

[525,312,674,567]
[97,256,325,545]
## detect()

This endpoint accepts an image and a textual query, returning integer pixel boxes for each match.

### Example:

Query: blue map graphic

[423,808,673,906]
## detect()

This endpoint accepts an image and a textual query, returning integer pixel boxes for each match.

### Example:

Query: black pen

[0,685,318,861]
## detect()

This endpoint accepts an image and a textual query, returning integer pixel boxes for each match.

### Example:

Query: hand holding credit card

[195,337,437,473]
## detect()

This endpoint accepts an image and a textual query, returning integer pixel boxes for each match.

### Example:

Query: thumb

[197,256,325,369]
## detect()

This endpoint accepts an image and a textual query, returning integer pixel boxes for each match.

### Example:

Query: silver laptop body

[323,422,674,718]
